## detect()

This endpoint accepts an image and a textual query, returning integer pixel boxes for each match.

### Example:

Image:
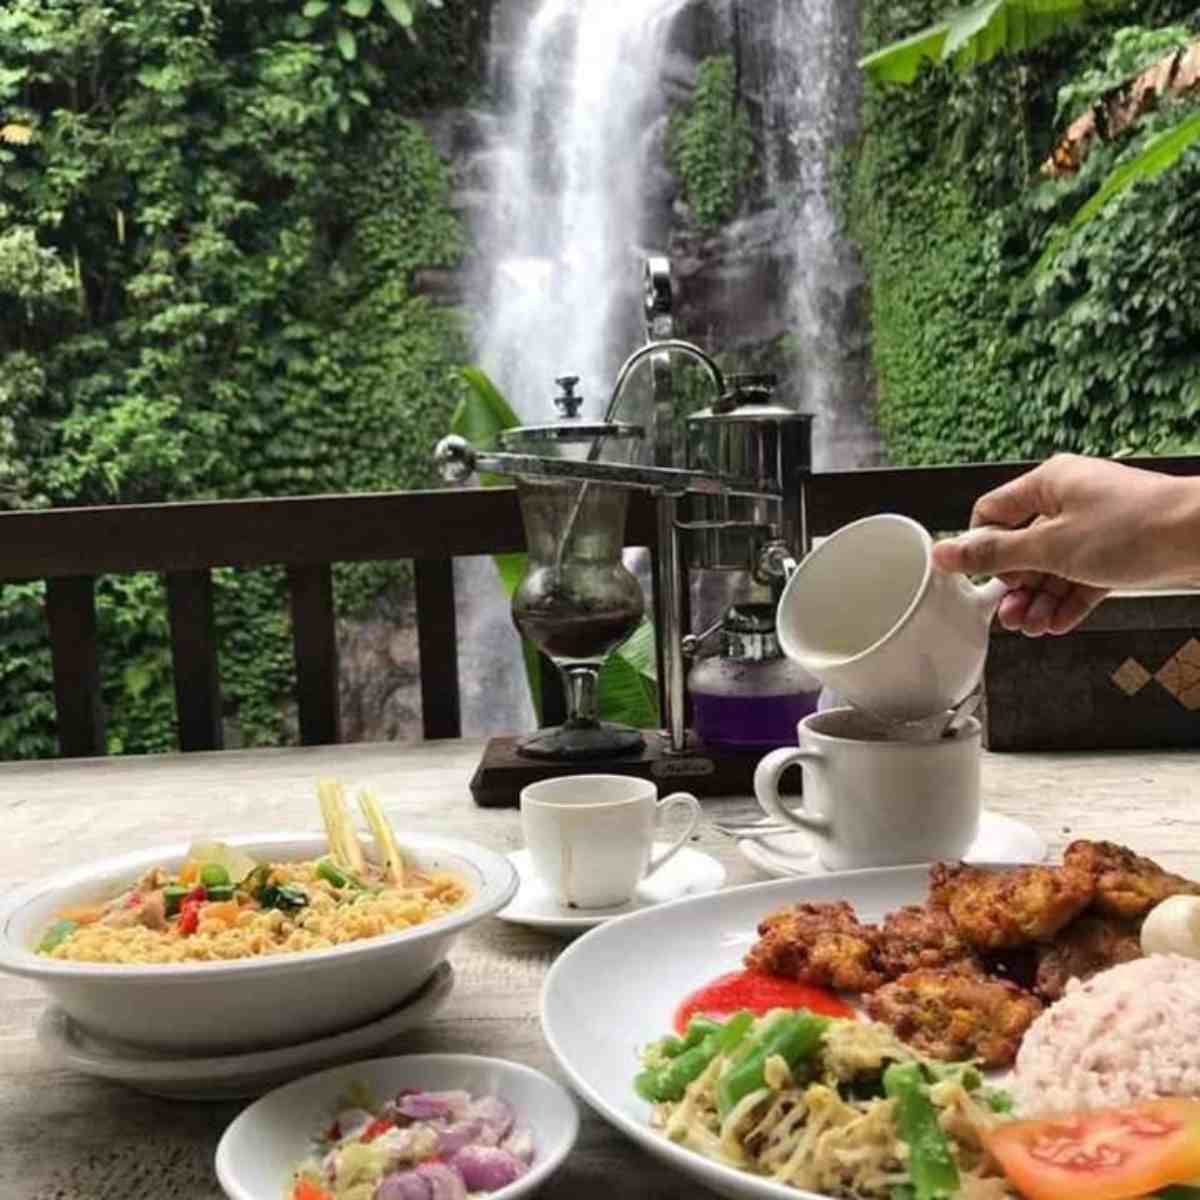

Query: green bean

[634,1012,754,1103]
[716,1011,829,1118]
[883,1061,960,1200]
[316,858,348,889]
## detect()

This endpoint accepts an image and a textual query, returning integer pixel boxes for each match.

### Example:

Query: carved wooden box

[984,591,1200,750]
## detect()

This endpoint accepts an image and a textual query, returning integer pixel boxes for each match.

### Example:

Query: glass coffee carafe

[512,476,645,758]
[503,380,647,760]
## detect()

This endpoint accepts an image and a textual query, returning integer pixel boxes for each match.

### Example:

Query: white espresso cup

[776,514,1008,723]
[754,707,981,870]
[520,775,702,909]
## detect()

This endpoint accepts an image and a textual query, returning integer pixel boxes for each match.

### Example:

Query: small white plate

[496,844,726,934]
[216,1053,579,1200]
[738,809,1046,879]
[36,961,455,1101]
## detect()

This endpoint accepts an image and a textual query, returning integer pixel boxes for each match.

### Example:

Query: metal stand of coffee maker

[433,260,813,805]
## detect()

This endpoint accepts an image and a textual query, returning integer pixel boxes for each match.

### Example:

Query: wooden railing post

[44,576,105,757]
[414,558,461,740]
[165,569,223,751]
[286,565,340,746]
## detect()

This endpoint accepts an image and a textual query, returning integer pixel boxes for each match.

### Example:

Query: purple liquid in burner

[691,690,819,751]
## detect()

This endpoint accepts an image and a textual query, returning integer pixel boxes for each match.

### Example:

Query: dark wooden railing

[5,455,1200,758]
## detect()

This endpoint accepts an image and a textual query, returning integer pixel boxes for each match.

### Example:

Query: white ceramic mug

[754,707,981,870]
[775,514,1007,723]
[520,775,702,909]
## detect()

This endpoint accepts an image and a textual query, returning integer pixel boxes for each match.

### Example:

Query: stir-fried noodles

[637,1009,1015,1199]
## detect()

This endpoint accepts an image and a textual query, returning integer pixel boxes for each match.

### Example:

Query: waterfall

[770,0,880,471]
[478,0,691,420]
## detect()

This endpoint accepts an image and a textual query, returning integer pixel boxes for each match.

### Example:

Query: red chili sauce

[674,969,853,1034]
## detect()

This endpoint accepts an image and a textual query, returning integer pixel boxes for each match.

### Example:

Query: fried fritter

[1034,913,1143,1001]
[865,966,1043,1068]
[928,861,1093,951]
[745,900,884,993]
[1063,838,1200,920]
[876,904,977,979]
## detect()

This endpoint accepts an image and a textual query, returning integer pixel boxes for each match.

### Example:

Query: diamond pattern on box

[1154,638,1200,711]
[1111,657,1152,697]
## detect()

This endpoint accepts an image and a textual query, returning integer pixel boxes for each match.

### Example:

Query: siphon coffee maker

[435,259,815,805]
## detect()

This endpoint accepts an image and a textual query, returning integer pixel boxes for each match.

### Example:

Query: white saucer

[36,961,454,1101]
[496,844,726,935]
[738,810,1047,879]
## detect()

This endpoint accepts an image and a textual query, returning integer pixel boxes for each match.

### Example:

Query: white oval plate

[216,1053,579,1200]
[542,865,978,1200]
[739,810,1046,879]
[496,844,726,934]
[37,961,455,1101]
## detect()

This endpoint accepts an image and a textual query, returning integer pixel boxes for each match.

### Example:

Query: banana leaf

[1038,109,1200,273]
[860,0,1121,85]
[451,366,661,730]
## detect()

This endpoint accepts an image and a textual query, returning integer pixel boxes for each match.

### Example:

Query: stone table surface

[1,737,1198,1200]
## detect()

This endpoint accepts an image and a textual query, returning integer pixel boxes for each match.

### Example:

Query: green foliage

[1054,24,1193,122]
[0,0,481,759]
[670,55,754,229]
[850,0,1200,465]
[861,0,1123,84]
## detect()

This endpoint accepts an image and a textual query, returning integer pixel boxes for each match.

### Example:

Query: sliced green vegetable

[716,1011,829,1118]
[257,883,309,912]
[200,863,231,888]
[37,918,78,954]
[205,884,236,902]
[984,1087,1014,1114]
[884,1061,960,1200]
[316,858,348,889]
[163,884,190,916]
[635,1012,754,1104]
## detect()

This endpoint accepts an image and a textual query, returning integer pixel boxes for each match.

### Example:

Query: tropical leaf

[861,0,1121,85]
[452,366,521,488]
[1038,109,1200,272]
[335,27,357,61]
[301,0,329,16]
[381,0,414,26]
[598,618,659,728]
[343,0,373,16]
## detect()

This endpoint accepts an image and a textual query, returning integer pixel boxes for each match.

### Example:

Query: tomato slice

[985,1098,1200,1200]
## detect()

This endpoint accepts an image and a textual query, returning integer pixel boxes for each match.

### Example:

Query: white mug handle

[645,792,702,877]
[754,747,831,833]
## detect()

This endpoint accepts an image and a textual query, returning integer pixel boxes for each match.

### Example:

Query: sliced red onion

[435,1119,485,1156]
[414,1162,467,1200]
[450,1146,529,1192]
[501,1125,535,1164]
[466,1096,514,1141]
[374,1171,431,1200]
[394,1090,472,1122]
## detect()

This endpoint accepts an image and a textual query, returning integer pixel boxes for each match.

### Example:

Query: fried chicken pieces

[744,840,1200,1067]
[746,901,884,993]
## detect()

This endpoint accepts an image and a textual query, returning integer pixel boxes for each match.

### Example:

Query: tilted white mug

[520,775,702,909]
[754,707,981,870]
[775,514,1007,723]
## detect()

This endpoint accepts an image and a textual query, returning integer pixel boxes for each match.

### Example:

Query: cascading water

[478,0,691,419]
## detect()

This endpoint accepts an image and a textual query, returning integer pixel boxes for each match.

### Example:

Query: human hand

[931,454,1200,637]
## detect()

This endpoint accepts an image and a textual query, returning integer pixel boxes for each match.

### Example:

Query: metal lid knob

[554,376,583,418]
[433,434,477,483]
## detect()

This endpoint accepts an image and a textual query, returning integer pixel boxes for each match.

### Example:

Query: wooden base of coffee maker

[468,729,802,808]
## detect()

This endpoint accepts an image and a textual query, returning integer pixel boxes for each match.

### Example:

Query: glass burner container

[503,394,646,760]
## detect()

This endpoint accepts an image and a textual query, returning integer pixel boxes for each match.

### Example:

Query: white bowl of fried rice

[0,831,516,1055]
